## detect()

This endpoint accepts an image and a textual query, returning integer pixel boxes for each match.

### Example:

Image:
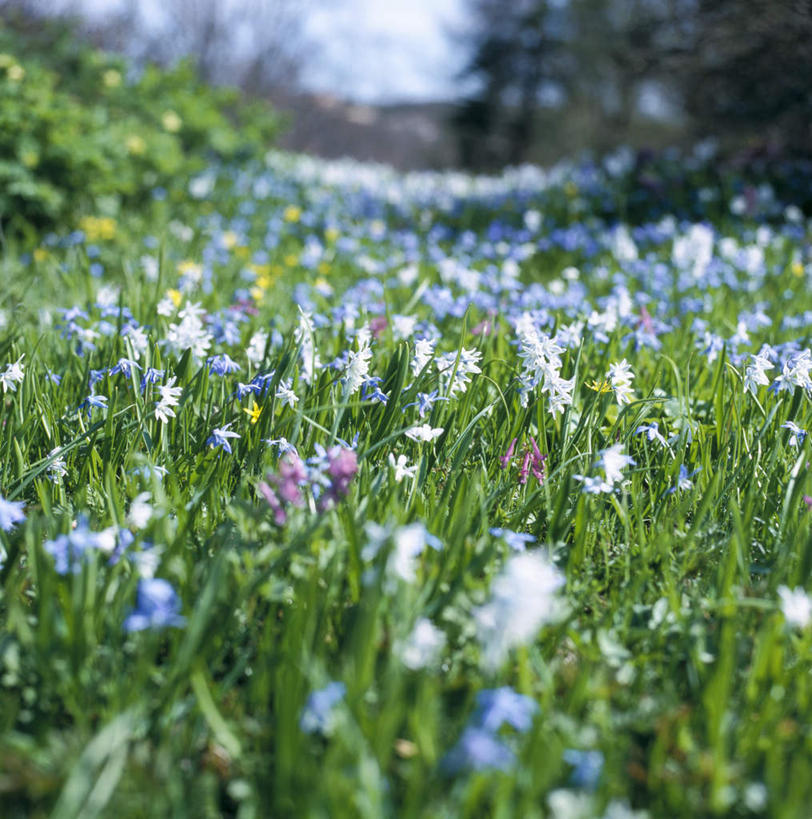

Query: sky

[74,0,468,103]
[300,0,467,103]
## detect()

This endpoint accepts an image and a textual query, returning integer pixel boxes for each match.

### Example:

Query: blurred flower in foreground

[397,617,445,670]
[777,585,811,629]
[474,551,565,669]
[300,681,346,735]
[124,578,185,632]
[0,496,26,532]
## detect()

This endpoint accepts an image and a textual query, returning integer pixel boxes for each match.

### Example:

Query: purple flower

[0,496,26,532]
[325,446,358,503]
[499,437,517,469]
[124,578,185,632]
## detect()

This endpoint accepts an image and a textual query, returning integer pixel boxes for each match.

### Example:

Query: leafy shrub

[0,16,279,233]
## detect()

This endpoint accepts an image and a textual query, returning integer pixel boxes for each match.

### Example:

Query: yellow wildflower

[103,69,122,88]
[243,402,262,424]
[586,379,612,394]
[283,205,301,223]
[162,110,182,133]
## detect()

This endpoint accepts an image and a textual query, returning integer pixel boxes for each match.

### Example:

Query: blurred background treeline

[0,0,810,174]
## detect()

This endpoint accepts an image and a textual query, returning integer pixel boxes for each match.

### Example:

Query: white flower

[599,444,635,486]
[275,379,299,408]
[743,352,773,394]
[411,338,435,377]
[344,344,372,395]
[397,618,446,670]
[246,330,268,366]
[391,314,417,340]
[608,359,634,405]
[0,355,25,393]
[778,585,811,629]
[163,308,212,361]
[154,376,182,423]
[47,447,68,479]
[294,309,321,384]
[127,493,153,529]
[156,295,177,317]
[405,424,444,442]
[436,348,482,397]
[388,453,416,482]
[474,551,565,669]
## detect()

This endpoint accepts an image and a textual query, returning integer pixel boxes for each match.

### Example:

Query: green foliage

[0,19,278,232]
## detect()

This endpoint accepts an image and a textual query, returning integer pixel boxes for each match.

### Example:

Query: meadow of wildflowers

[0,142,811,818]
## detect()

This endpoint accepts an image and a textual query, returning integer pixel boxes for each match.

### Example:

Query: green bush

[0,17,279,233]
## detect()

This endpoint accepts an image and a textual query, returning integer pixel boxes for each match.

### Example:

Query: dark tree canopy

[453,0,812,168]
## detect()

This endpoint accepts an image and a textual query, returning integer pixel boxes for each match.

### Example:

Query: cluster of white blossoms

[514,313,574,414]
[474,551,565,669]
[435,348,482,397]
[0,355,24,393]
[163,302,212,362]
[154,376,183,424]
[575,444,636,495]
[608,359,635,405]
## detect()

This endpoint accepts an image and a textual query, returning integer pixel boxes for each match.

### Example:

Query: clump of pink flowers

[499,437,546,486]
[258,445,358,524]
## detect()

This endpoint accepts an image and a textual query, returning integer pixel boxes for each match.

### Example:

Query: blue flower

[124,578,186,632]
[207,354,241,376]
[474,687,539,733]
[489,528,535,552]
[444,727,515,773]
[206,423,241,454]
[563,748,604,790]
[82,393,109,412]
[404,390,448,418]
[44,518,116,574]
[300,681,346,735]
[141,367,165,390]
[110,358,141,378]
[0,496,26,532]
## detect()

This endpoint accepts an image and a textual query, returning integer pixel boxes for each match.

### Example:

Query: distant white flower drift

[474,551,565,669]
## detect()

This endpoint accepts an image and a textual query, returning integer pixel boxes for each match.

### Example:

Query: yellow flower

[79,216,117,241]
[791,261,804,277]
[222,231,238,249]
[167,288,182,307]
[162,110,182,133]
[284,253,299,267]
[33,248,49,263]
[586,379,612,394]
[126,134,146,155]
[283,205,301,223]
[325,227,339,243]
[7,63,24,82]
[243,402,262,424]
[103,69,122,88]
[177,260,202,282]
